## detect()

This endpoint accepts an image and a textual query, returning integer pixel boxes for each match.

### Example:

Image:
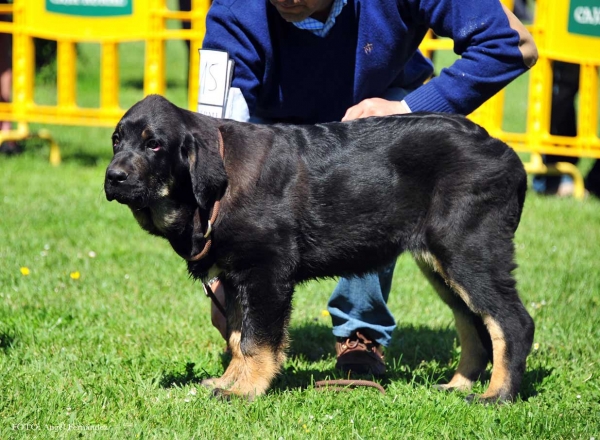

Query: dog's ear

[180,130,227,210]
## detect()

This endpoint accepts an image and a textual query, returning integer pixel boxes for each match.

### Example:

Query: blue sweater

[203,0,529,124]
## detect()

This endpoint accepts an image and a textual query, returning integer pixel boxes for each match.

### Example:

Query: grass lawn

[1,36,600,439]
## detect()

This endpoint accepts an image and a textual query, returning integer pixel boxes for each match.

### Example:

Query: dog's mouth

[104,162,151,208]
[104,181,148,209]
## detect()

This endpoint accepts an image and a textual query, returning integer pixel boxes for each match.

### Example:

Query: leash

[187,128,225,263]
[314,379,386,395]
[183,127,227,319]
[202,279,227,317]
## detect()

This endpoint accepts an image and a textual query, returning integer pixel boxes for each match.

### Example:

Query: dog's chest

[149,199,184,233]
[132,200,184,235]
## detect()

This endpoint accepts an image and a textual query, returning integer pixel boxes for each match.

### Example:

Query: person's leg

[328,261,397,348]
[178,0,192,87]
[327,87,412,375]
[584,160,600,198]
[533,62,580,194]
[0,31,12,131]
[0,30,19,154]
[328,261,396,376]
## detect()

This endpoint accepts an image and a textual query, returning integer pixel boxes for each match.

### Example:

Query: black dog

[105,94,534,403]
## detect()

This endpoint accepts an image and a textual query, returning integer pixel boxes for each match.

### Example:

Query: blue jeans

[328,261,397,347]
[532,172,573,194]
[327,87,412,348]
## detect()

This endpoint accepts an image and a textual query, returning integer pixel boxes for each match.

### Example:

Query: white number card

[198,49,235,118]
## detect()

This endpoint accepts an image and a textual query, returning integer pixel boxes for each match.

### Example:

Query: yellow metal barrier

[520,0,600,199]
[0,0,210,165]
[421,0,600,199]
[419,0,516,146]
[1,0,599,196]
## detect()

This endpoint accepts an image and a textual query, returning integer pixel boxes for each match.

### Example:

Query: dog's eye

[147,140,161,152]
[112,135,119,148]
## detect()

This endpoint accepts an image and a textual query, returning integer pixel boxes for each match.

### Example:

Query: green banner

[46,0,133,17]
[568,0,600,37]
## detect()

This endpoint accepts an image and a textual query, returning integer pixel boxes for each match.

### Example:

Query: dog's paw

[201,377,221,389]
[433,384,457,392]
[211,388,233,401]
[210,387,256,402]
[465,393,511,405]
[433,378,473,393]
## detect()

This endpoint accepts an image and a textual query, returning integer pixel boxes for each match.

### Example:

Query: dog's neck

[131,200,214,262]
[186,128,225,262]
[150,198,187,234]
[130,199,193,237]
[131,126,226,264]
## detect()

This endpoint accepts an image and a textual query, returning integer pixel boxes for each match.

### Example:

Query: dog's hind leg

[418,226,534,404]
[204,275,292,400]
[415,256,491,393]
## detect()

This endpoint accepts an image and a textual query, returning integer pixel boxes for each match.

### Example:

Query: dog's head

[104,94,227,212]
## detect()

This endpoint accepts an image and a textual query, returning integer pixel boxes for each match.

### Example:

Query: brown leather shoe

[335,331,385,377]
[0,141,23,156]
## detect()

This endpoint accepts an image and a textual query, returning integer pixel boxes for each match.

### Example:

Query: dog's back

[272,113,527,280]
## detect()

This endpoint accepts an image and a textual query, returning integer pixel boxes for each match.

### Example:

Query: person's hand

[342,98,411,121]
[209,279,227,340]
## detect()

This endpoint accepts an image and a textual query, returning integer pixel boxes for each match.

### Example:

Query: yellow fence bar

[1,0,599,195]
[521,0,600,198]
[0,0,211,165]
[579,64,599,151]
[420,0,600,199]
[57,41,76,109]
[101,42,119,110]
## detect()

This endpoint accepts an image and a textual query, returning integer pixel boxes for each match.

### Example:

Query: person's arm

[404,0,537,114]
[344,0,537,120]
[342,98,412,121]
[207,279,227,340]
[202,3,271,339]
[202,2,267,120]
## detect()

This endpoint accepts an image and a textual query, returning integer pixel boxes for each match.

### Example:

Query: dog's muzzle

[104,165,145,207]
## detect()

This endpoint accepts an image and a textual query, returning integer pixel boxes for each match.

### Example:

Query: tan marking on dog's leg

[441,313,489,391]
[415,253,488,392]
[438,373,473,391]
[448,283,478,314]
[206,329,287,399]
[225,338,284,399]
[276,333,289,366]
[481,315,510,400]
[415,252,477,312]
[415,252,445,277]
[201,330,243,390]
[223,322,289,398]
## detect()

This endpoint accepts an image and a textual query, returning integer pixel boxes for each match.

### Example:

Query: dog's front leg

[202,276,293,400]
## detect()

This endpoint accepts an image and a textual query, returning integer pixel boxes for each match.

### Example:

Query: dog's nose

[106,168,128,183]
